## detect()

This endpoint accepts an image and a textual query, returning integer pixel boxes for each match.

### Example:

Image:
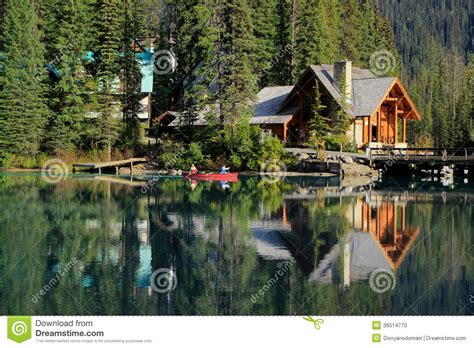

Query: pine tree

[248,0,278,88]
[0,0,50,157]
[271,0,293,85]
[217,0,258,125]
[452,56,474,146]
[340,0,364,65]
[295,0,339,75]
[431,62,449,147]
[175,0,220,141]
[41,0,91,153]
[121,0,143,147]
[306,81,329,151]
[216,0,259,166]
[95,0,123,160]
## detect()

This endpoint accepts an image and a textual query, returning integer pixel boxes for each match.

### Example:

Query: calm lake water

[0,173,472,316]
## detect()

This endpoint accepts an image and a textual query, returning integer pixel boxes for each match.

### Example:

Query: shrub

[21,157,38,169]
[259,136,285,163]
[182,142,210,169]
[157,139,185,169]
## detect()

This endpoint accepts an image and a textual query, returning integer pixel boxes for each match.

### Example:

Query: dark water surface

[0,173,472,315]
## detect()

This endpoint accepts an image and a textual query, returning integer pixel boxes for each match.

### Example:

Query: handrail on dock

[368,147,474,161]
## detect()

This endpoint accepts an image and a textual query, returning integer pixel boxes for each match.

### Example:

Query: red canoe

[185,173,239,182]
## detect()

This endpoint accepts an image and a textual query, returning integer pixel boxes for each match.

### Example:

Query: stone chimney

[333,61,352,101]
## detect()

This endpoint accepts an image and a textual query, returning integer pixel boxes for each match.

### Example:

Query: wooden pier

[72,158,147,174]
[368,147,474,175]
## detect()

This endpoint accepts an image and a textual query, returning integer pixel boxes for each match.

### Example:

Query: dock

[72,158,147,174]
[369,147,474,175]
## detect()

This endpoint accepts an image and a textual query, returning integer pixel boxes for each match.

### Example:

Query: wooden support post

[368,115,372,143]
[402,117,406,143]
[115,166,119,175]
[377,110,381,142]
[386,108,390,141]
[394,104,398,144]
[130,161,133,175]
[402,206,406,231]
[393,205,397,246]
[98,168,101,175]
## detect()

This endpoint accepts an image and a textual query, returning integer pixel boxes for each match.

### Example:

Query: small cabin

[252,61,421,149]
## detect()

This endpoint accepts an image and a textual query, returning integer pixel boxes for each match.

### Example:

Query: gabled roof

[314,64,376,80]
[251,86,298,124]
[253,86,294,117]
[273,64,415,118]
[352,77,396,117]
[309,64,396,117]
[310,66,342,102]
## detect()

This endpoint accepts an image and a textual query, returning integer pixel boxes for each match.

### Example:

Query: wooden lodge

[155,61,421,150]
[253,61,421,149]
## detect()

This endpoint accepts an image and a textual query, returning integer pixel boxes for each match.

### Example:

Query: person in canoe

[189,163,198,175]
[219,164,230,174]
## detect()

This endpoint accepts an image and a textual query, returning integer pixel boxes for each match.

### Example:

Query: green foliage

[41,0,92,153]
[295,0,339,74]
[325,133,350,151]
[156,139,185,170]
[306,81,329,150]
[94,0,124,159]
[259,135,285,162]
[380,1,472,146]
[184,142,207,168]
[222,117,260,169]
[120,0,144,148]
[0,0,50,157]
[0,0,470,166]
[156,139,210,170]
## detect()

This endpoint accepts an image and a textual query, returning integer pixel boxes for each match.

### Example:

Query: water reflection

[309,195,420,287]
[0,174,472,315]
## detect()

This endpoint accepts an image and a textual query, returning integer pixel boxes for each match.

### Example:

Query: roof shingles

[255,64,398,120]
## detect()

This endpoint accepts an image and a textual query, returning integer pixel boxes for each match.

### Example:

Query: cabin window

[303,96,312,122]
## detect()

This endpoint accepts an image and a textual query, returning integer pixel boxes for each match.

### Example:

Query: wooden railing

[368,147,474,162]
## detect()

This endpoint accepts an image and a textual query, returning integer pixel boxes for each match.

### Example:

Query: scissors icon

[303,316,324,330]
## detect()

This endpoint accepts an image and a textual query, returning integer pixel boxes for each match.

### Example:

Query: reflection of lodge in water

[111,191,421,295]
[251,194,420,287]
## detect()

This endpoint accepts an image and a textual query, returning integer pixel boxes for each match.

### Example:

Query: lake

[0,173,472,315]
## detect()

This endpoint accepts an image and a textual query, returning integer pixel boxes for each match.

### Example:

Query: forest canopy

[0,0,472,169]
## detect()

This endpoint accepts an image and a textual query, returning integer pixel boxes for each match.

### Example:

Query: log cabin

[253,61,421,149]
[155,61,421,150]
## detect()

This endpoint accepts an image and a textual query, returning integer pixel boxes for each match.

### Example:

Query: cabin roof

[251,86,299,124]
[309,229,393,284]
[309,65,396,117]
[270,64,407,118]
[313,64,376,80]
[352,77,396,116]
[253,86,294,116]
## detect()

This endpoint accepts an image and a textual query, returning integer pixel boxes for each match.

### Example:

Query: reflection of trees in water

[0,175,472,315]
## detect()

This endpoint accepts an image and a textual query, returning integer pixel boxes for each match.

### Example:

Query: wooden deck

[369,148,474,166]
[72,158,147,174]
